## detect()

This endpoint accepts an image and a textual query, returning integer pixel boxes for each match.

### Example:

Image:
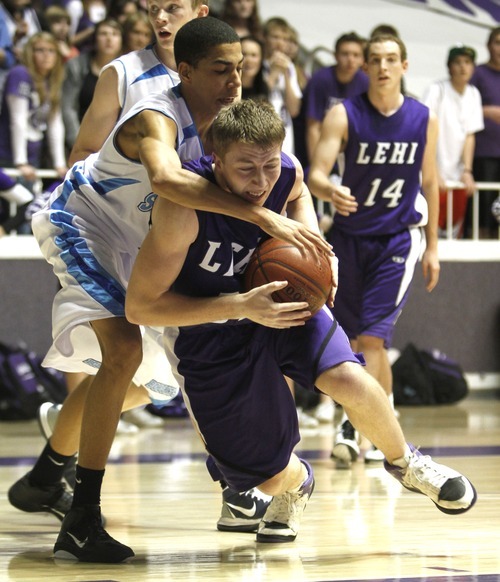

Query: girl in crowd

[0,32,67,185]
[122,11,153,54]
[220,0,263,40]
[241,35,268,101]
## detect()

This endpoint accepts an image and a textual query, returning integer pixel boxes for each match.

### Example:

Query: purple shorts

[165,307,362,491]
[328,227,422,348]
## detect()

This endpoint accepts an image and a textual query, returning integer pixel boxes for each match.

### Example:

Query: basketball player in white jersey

[7,18,331,563]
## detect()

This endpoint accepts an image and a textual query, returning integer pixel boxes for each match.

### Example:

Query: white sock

[289,462,309,493]
[390,444,412,468]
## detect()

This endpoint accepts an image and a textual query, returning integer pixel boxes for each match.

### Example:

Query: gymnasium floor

[0,394,499,581]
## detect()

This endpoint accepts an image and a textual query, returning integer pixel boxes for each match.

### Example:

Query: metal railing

[444,181,500,240]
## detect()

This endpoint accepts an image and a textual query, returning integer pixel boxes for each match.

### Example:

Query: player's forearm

[126,290,244,327]
[422,183,439,250]
[151,167,274,229]
[307,167,334,202]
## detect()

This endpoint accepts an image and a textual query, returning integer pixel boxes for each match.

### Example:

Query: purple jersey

[173,153,295,305]
[336,93,429,236]
[163,153,362,491]
[306,66,369,121]
[471,64,500,159]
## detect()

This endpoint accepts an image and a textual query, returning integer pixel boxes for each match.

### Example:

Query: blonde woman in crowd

[0,32,67,185]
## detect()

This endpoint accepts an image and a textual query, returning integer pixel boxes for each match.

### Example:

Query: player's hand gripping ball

[243,238,333,316]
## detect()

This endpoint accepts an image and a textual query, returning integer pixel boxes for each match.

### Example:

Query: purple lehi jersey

[336,93,429,236]
[173,153,295,311]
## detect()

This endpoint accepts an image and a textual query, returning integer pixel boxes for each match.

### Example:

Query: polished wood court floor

[1,393,499,582]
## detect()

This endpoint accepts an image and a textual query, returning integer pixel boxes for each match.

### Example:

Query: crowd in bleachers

[0,0,499,239]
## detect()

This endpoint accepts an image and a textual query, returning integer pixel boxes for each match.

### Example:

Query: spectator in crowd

[262,16,302,154]
[305,31,368,163]
[0,32,67,189]
[108,0,140,25]
[0,0,44,60]
[0,14,16,100]
[423,44,483,238]
[71,0,107,52]
[0,167,33,236]
[122,10,153,53]
[285,25,308,91]
[219,0,263,40]
[241,35,268,100]
[309,34,440,466]
[61,18,123,151]
[468,26,500,239]
[44,5,80,62]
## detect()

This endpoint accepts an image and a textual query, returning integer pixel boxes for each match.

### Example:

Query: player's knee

[318,362,375,407]
[100,333,143,373]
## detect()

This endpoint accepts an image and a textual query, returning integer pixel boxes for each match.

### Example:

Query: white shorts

[32,195,179,407]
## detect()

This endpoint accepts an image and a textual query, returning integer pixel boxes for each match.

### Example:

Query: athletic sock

[30,442,75,486]
[72,465,105,507]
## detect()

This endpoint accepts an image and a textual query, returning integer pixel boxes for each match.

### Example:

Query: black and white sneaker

[54,505,134,563]
[37,402,77,489]
[332,419,359,468]
[8,472,72,521]
[385,443,477,514]
[217,486,271,533]
[257,459,314,543]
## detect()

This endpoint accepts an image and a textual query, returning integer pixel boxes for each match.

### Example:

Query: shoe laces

[404,451,449,492]
[85,510,113,543]
[265,489,307,526]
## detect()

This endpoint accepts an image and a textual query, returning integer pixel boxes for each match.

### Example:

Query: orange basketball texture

[243,238,332,315]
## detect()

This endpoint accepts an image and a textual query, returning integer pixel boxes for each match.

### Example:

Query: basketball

[243,238,332,315]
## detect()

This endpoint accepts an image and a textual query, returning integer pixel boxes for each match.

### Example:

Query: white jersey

[31,86,204,404]
[103,44,179,119]
[423,79,484,182]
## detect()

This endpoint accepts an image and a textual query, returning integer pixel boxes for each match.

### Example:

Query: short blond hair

[210,100,285,158]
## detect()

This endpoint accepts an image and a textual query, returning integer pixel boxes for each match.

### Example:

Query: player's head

[175,17,243,117]
[147,0,209,53]
[175,15,240,67]
[211,99,285,206]
[363,34,408,90]
[364,34,407,62]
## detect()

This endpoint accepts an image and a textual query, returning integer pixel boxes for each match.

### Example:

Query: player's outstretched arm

[68,67,121,165]
[126,110,332,259]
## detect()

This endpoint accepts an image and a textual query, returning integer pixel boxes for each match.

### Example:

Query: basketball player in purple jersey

[126,99,474,545]
[309,35,440,465]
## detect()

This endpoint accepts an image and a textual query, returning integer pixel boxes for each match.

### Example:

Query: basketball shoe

[8,472,72,521]
[332,419,359,468]
[217,486,271,532]
[54,505,134,563]
[256,459,314,543]
[384,443,477,514]
[364,445,385,463]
